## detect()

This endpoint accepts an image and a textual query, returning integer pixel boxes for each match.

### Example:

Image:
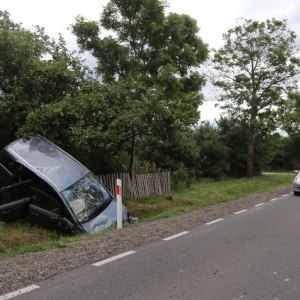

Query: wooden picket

[97,170,171,199]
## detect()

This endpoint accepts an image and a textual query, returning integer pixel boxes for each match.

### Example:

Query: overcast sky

[1,0,300,122]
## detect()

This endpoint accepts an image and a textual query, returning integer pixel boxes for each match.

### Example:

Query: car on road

[0,135,128,234]
[293,170,300,195]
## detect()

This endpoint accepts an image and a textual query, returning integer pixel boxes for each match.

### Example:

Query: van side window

[31,187,62,215]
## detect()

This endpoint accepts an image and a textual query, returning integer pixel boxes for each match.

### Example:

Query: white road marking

[234,209,247,215]
[0,285,40,300]
[206,218,223,225]
[255,203,265,207]
[269,198,278,202]
[92,251,136,267]
[163,231,189,241]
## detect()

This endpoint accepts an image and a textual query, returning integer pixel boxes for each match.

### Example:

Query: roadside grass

[125,173,294,221]
[0,173,294,260]
[0,221,80,259]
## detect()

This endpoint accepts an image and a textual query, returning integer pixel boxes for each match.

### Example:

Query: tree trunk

[247,126,254,179]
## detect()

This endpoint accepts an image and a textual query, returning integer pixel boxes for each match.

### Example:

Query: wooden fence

[97,170,171,199]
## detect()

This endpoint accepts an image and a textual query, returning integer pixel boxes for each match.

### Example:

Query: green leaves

[212,18,300,177]
[213,18,300,129]
[70,0,209,175]
[0,11,89,148]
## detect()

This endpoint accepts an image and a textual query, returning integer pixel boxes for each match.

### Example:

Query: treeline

[0,1,300,180]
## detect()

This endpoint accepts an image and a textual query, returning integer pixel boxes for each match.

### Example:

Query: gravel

[0,185,293,295]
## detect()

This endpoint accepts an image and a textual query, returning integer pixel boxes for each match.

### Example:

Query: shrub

[172,164,189,191]
[164,194,174,201]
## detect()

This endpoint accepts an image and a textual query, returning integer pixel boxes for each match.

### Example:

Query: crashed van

[0,135,128,234]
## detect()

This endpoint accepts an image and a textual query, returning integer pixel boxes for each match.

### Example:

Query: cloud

[199,101,222,123]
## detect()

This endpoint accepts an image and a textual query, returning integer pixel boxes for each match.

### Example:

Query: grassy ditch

[0,173,294,260]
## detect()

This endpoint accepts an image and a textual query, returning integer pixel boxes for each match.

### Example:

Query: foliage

[217,117,275,176]
[71,0,209,178]
[212,18,300,178]
[282,91,300,163]
[20,80,132,174]
[171,163,190,191]
[1,10,298,182]
[0,11,89,147]
[283,91,300,131]
[264,134,295,171]
[136,128,200,175]
[194,122,229,179]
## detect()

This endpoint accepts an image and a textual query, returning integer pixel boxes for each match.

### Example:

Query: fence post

[116,178,122,229]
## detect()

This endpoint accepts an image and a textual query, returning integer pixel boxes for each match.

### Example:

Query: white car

[293,170,300,195]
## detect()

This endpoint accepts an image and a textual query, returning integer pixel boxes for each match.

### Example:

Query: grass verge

[0,173,294,260]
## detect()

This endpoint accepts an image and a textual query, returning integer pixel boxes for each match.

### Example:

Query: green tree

[212,18,300,178]
[265,133,295,171]
[282,91,300,167]
[283,91,300,136]
[71,0,208,180]
[217,117,276,177]
[0,11,88,146]
[21,80,134,174]
[194,122,229,179]
[137,128,200,175]
[217,118,248,177]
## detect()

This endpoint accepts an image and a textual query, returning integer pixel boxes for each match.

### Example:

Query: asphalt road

[3,192,300,300]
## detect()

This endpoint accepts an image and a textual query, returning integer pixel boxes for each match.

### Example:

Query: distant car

[293,170,300,196]
[0,135,128,234]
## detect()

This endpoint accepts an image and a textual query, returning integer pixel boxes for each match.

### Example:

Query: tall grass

[0,173,294,260]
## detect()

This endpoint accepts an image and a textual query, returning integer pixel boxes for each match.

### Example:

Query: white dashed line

[163,231,189,241]
[234,209,247,215]
[92,251,136,266]
[269,198,278,202]
[206,218,223,225]
[0,285,40,300]
[255,203,265,207]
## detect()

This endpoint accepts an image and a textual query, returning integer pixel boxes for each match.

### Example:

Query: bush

[172,164,190,191]
[164,194,174,201]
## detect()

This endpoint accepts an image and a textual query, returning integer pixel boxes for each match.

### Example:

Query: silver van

[0,135,128,234]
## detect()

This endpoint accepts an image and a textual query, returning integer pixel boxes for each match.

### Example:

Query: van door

[0,180,31,222]
[29,187,64,230]
[0,162,14,187]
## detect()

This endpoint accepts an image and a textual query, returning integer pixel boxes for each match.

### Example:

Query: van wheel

[294,191,299,196]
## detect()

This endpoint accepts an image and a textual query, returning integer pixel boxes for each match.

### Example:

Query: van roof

[5,135,89,192]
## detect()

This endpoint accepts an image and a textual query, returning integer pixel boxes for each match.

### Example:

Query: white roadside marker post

[116,179,122,229]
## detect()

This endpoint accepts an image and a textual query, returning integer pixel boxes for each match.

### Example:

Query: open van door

[29,187,74,232]
[0,180,31,222]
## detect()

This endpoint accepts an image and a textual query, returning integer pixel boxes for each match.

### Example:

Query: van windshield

[60,172,111,223]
